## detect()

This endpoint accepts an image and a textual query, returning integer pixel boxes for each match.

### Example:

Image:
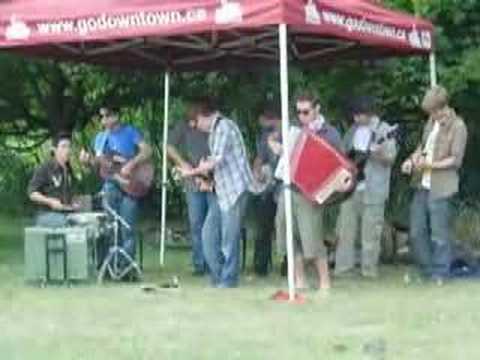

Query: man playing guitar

[167,100,215,276]
[80,104,152,274]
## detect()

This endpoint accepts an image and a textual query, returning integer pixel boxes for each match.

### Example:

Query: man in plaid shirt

[180,98,259,288]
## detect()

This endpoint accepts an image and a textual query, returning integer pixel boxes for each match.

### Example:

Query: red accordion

[290,130,355,204]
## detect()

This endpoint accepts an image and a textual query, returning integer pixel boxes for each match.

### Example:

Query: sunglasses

[99,110,114,118]
[296,108,312,116]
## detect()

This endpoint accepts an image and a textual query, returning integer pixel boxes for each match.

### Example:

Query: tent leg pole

[160,71,170,267]
[429,52,437,87]
[279,23,296,302]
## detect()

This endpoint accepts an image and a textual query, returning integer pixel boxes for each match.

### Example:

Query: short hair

[259,102,281,120]
[100,97,121,115]
[188,97,218,117]
[350,95,377,115]
[421,85,449,114]
[295,91,320,107]
[52,132,72,148]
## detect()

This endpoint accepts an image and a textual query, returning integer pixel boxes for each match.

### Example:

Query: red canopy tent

[1,0,433,69]
[0,0,435,300]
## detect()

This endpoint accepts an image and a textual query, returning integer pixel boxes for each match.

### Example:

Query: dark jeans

[410,189,453,278]
[250,192,277,275]
[103,183,139,259]
[185,191,216,273]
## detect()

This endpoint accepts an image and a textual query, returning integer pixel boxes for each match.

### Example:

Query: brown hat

[421,85,449,114]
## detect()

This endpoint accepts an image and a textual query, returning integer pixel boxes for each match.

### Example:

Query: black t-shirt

[28,159,75,211]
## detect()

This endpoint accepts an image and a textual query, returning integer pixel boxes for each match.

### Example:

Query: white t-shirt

[421,121,440,189]
[353,125,373,191]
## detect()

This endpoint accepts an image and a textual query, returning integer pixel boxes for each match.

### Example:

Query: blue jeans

[203,192,248,288]
[35,211,68,227]
[185,191,216,273]
[410,189,452,278]
[103,183,139,259]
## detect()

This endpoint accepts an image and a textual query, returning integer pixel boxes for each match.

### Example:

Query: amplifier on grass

[24,226,96,283]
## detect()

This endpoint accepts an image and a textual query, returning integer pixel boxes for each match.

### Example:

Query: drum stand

[97,199,142,283]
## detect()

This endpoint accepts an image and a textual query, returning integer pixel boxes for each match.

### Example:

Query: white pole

[429,52,437,87]
[279,23,296,302]
[160,71,170,267]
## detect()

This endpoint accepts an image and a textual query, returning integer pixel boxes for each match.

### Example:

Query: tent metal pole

[160,71,170,267]
[279,23,296,302]
[429,52,437,87]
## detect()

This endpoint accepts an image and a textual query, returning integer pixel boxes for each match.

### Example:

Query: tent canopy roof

[0,0,434,71]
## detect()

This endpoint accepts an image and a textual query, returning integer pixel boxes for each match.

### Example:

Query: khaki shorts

[275,189,326,259]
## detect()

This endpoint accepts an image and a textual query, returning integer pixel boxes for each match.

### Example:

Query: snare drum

[67,212,107,238]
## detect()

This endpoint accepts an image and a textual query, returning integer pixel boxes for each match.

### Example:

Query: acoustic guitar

[83,150,154,198]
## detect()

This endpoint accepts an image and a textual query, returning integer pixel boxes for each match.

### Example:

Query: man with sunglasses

[271,92,342,292]
[80,103,152,276]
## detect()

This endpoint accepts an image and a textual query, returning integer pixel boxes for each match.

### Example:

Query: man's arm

[370,137,398,166]
[167,145,190,168]
[28,166,70,210]
[29,192,66,211]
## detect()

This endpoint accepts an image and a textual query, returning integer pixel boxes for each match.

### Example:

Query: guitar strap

[95,131,110,156]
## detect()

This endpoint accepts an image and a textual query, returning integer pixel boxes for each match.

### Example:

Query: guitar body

[97,155,154,198]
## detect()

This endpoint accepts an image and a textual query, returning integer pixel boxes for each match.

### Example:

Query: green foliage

[1,0,480,214]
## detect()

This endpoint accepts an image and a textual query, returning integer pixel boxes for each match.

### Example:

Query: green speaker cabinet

[24,226,96,283]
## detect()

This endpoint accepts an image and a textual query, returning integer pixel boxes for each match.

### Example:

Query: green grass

[1,216,480,360]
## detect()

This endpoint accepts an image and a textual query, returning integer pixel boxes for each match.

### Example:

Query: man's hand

[196,158,215,175]
[401,159,413,175]
[337,176,354,193]
[79,149,92,164]
[176,162,194,178]
[268,139,283,156]
[49,198,67,211]
[413,157,433,172]
[120,161,135,178]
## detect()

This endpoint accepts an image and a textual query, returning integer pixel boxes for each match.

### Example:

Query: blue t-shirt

[94,125,143,160]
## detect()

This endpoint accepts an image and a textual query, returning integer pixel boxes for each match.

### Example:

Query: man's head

[258,103,280,130]
[99,104,120,130]
[295,92,320,126]
[52,133,72,166]
[350,96,377,126]
[421,85,449,120]
[192,97,218,132]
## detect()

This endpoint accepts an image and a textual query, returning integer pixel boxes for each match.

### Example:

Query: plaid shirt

[209,114,257,210]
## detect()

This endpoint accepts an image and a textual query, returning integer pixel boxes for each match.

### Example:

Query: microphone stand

[97,193,142,283]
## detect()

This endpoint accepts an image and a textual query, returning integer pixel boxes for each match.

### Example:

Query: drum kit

[65,193,142,283]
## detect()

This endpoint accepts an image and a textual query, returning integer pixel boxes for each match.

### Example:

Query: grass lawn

[1,215,479,360]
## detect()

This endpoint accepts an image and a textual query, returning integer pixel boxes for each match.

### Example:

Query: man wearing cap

[401,86,468,282]
[335,96,397,278]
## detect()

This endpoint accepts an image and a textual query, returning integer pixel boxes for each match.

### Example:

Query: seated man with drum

[28,133,79,227]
